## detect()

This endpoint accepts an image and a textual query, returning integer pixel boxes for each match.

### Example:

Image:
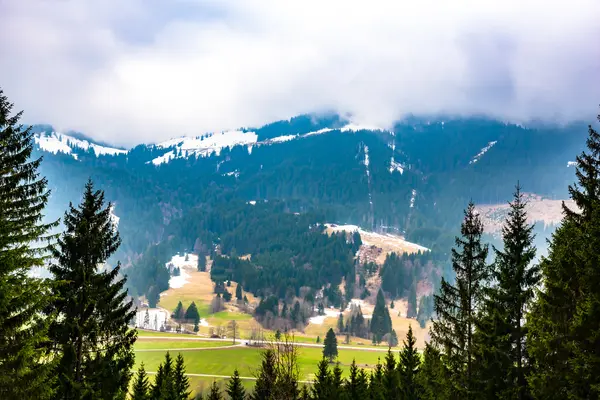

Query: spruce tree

[312,358,333,400]
[323,328,338,362]
[370,289,392,343]
[407,282,418,318]
[399,325,421,400]
[417,344,450,400]
[131,363,150,400]
[226,370,246,400]
[369,360,385,400]
[430,202,489,399]
[252,349,276,400]
[382,349,399,400]
[345,359,369,400]
[185,301,200,323]
[475,185,537,400]
[173,301,185,320]
[0,88,58,399]
[528,112,600,399]
[48,180,136,399]
[235,283,243,301]
[337,313,344,333]
[174,353,191,400]
[206,381,222,400]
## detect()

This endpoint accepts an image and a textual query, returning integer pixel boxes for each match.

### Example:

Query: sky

[1,0,599,146]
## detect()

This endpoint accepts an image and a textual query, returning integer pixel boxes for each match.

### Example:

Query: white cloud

[1,0,599,146]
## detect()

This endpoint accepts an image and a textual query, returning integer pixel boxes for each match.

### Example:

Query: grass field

[135,340,235,350]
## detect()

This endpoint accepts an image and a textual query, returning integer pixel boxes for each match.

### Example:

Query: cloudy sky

[1,0,599,146]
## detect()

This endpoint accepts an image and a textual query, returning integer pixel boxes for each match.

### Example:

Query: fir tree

[236,283,243,301]
[131,363,150,400]
[49,180,137,399]
[252,349,276,400]
[152,352,175,400]
[174,353,191,400]
[382,349,399,400]
[206,381,222,400]
[173,301,185,320]
[475,184,537,400]
[312,358,333,400]
[528,112,600,399]
[331,363,344,400]
[399,325,421,400]
[370,289,392,343]
[417,344,450,400]
[323,328,338,362]
[369,360,385,400]
[226,370,246,400]
[197,253,207,272]
[345,359,369,400]
[0,88,58,399]
[430,202,489,399]
[185,301,200,323]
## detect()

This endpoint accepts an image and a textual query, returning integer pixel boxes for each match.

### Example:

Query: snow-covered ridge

[149,123,389,165]
[469,141,498,164]
[34,131,126,159]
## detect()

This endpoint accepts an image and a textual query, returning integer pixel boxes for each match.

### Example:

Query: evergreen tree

[49,180,136,399]
[475,185,538,400]
[407,282,417,318]
[300,385,310,400]
[206,381,222,400]
[131,363,150,400]
[236,283,243,301]
[323,328,338,362]
[345,359,369,400]
[369,360,385,400]
[197,253,207,272]
[152,352,175,400]
[417,344,450,400]
[399,325,421,400]
[528,112,600,399]
[388,330,399,347]
[173,301,185,320]
[312,358,333,400]
[430,202,489,399]
[185,301,200,323]
[226,370,246,400]
[337,313,345,333]
[252,349,276,400]
[0,88,58,399]
[382,349,399,400]
[331,363,344,400]
[174,353,191,400]
[370,289,392,343]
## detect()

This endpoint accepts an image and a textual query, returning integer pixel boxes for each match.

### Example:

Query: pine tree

[399,325,421,400]
[475,184,537,400]
[370,289,392,343]
[382,349,399,400]
[0,88,58,399]
[173,301,185,320]
[430,202,489,399]
[49,180,137,399]
[226,370,246,400]
[345,359,369,400]
[323,328,338,362]
[312,358,333,400]
[206,381,222,400]
[236,283,243,301]
[131,363,150,400]
[528,112,600,399]
[185,301,200,323]
[174,353,191,400]
[252,349,276,400]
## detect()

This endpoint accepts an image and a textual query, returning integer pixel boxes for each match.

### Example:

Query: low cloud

[1,0,599,146]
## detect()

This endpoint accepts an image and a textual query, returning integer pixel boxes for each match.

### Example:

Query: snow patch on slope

[389,159,404,174]
[34,132,126,158]
[567,161,577,167]
[470,141,497,164]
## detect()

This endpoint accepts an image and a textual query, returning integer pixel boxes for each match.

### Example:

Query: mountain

[30,113,589,303]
